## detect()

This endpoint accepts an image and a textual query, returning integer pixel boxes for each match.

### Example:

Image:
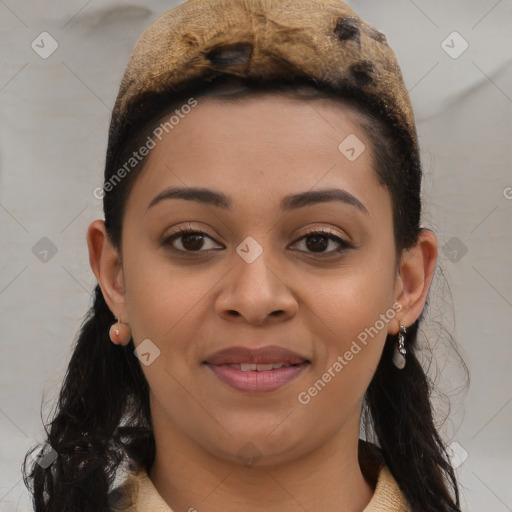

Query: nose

[214,246,298,325]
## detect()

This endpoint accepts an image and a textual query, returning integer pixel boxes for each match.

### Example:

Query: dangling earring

[392,325,407,369]
[109,317,131,346]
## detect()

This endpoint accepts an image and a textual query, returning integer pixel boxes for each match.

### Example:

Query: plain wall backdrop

[1,1,511,510]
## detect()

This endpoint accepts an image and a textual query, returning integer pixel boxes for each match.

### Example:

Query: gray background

[1,1,511,510]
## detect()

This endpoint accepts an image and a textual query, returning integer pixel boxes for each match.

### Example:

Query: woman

[23,0,465,510]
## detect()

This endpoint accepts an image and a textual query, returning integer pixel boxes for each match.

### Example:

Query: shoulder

[108,469,140,512]
[359,439,410,512]
[108,466,173,512]
[363,465,410,512]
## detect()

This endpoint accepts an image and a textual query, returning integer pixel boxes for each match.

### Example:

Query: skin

[87,94,437,512]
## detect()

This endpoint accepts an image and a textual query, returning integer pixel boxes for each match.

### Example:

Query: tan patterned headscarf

[111,0,418,160]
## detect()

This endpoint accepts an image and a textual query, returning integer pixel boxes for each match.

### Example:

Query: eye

[163,227,223,253]
[162,226,352,257]
[291,228,352,256]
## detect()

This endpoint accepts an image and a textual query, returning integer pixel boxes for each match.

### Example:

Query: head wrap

[111,0,418,161]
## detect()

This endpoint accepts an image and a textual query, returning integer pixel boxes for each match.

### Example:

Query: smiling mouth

[204,361,310,392]
[202,344,311,391]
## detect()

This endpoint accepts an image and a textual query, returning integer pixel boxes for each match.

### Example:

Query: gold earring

[392,325,407,369]
[109,318,131,346]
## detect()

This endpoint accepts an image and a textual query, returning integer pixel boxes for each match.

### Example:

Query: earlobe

[86,219,127,315]
[394,228,438,329]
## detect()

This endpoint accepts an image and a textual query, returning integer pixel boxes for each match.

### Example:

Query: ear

[86,219,127,320]
[390,228,438,334]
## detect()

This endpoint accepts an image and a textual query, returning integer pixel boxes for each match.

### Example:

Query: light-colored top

[109,457,410,511]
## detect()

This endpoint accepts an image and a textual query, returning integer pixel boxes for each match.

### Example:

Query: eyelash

[162,226,352,257]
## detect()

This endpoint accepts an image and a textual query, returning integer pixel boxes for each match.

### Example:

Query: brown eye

[305,234,329,252]
[163,229,222,253]
[180,232,206,251]
[292,229,351,256]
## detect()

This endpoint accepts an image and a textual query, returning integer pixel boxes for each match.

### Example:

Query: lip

[205,362,310,392]
[203,345,310,365]
[203,344,311,393]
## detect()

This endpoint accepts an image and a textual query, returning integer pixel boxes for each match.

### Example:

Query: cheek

[122,249,217,410]
[294,284,392,427]
[122,243,215,343]
[300,251,397,388]
[306,258,396,343]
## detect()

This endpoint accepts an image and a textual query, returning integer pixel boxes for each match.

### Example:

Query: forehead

[124,94,390,220]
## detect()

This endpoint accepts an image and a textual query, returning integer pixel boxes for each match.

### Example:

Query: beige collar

[110,458,409,511]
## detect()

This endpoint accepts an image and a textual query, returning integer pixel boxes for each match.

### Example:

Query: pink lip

[203,345,311,393]
[205,362,310,392]
[204,344,309,365]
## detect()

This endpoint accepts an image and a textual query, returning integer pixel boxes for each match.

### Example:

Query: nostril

[206,43,253,66]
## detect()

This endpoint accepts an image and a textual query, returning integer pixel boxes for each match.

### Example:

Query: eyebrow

[146,186,369,215]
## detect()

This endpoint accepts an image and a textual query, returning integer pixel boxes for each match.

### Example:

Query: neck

[148,404,375,512]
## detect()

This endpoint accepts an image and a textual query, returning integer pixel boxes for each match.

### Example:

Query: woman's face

[119,94,403,465]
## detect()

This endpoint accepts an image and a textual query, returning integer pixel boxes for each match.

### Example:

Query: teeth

[227,363,293,371]
[255,363,275,371]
